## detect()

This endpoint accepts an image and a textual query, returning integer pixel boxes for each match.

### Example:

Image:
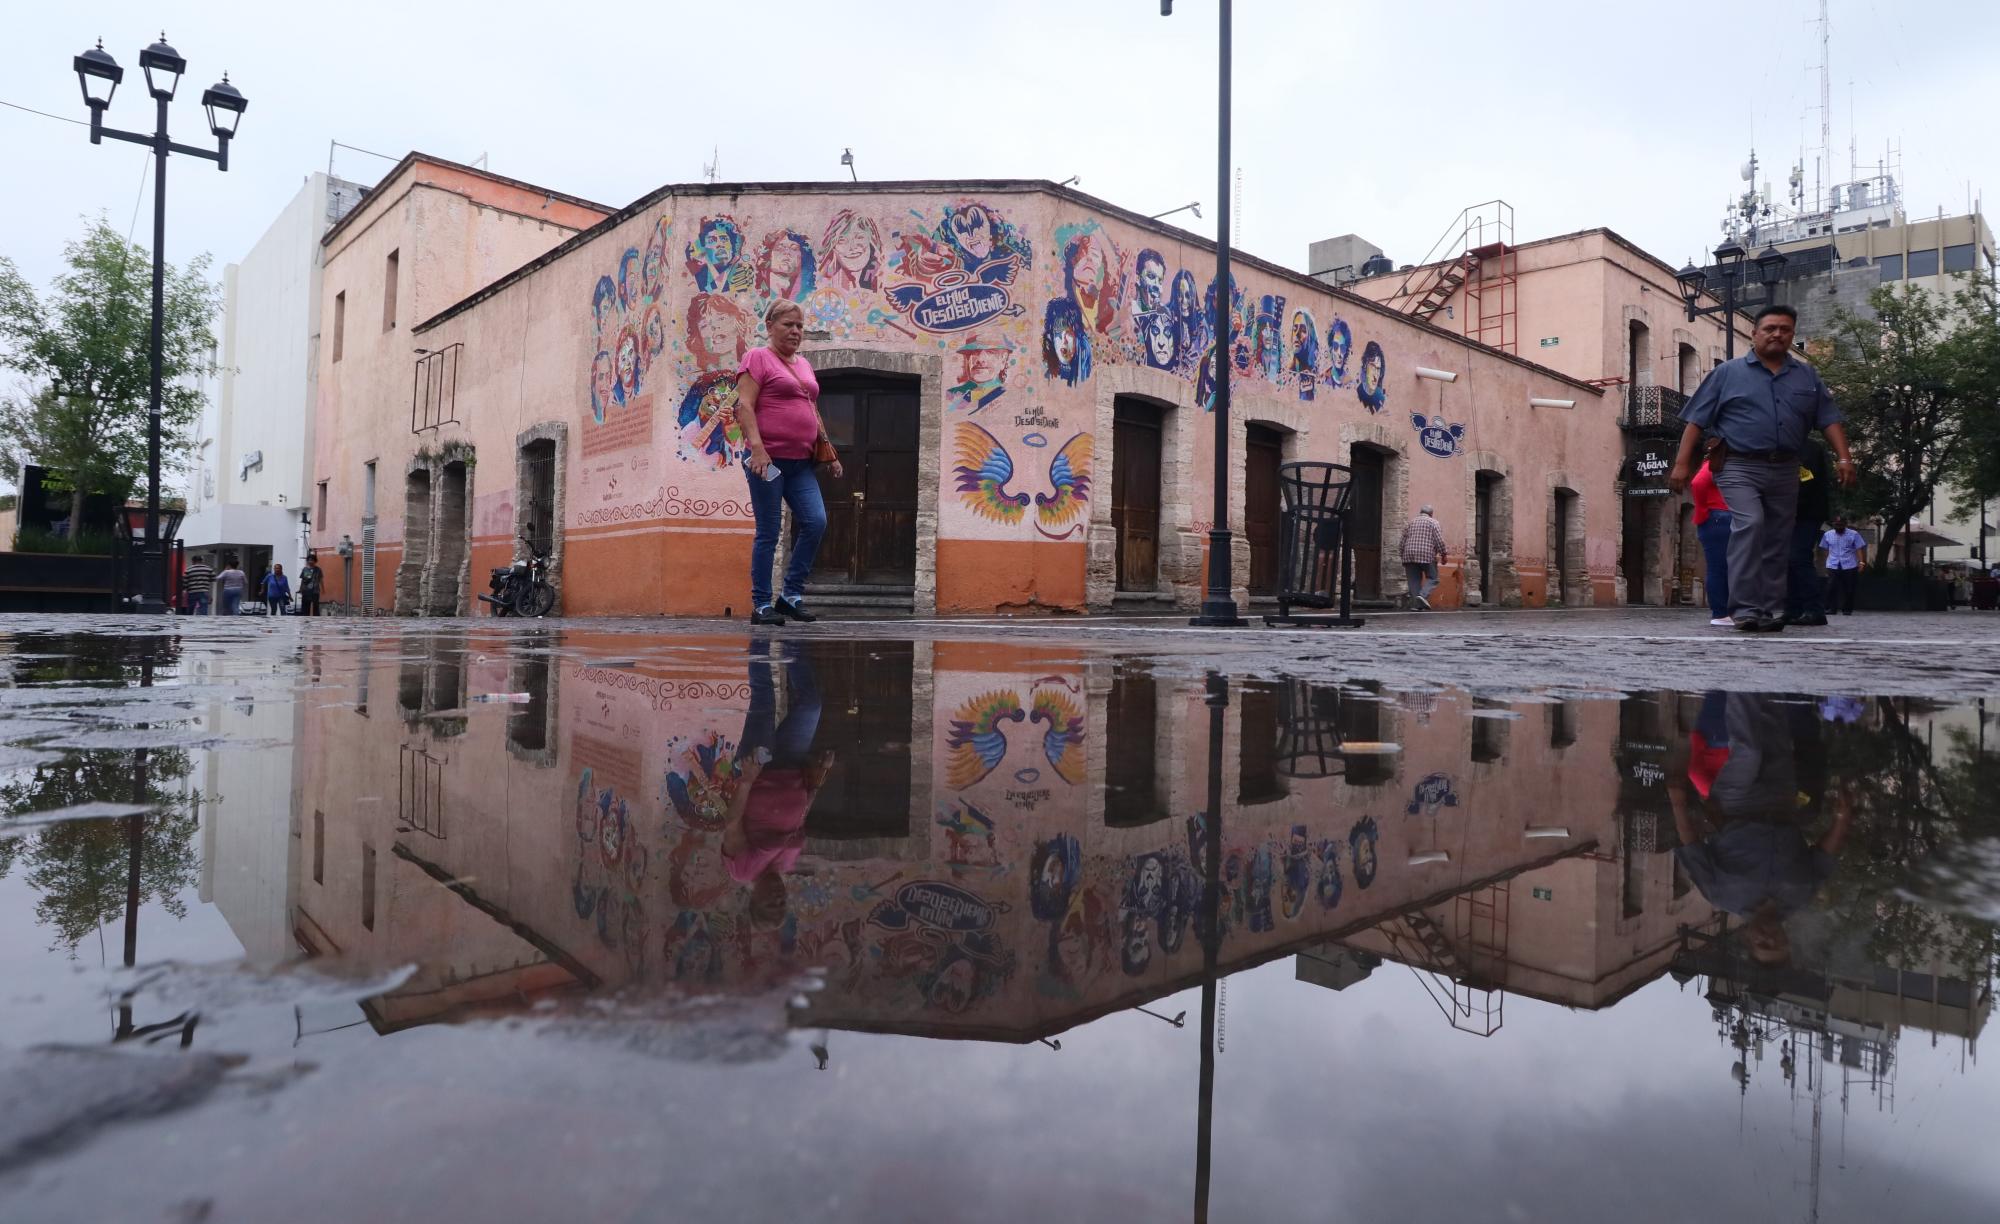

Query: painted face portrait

[950,205,996,262]
[1043,298,1091,385]
[1135,251,1167,311]
[821,210,882,290]
[1357,340,1388,412]
[642,305,666,360]
[642,244,665,299]
[589,350,614,422]
[615,330,641,400]
[1326,318,1353,380]
[688,294,752,370]
[591,276,620,337]
[1142,311,1177,369]
[1069,237,1108,315]
[1171,270,1199,319]
[704,228,734,264]
[618,248,644,310]
[965,347,1006,384]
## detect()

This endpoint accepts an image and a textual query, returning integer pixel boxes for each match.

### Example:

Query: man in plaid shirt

[1399,504,1447,610]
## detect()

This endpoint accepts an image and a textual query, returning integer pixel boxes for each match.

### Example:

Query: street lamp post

[1676,240,1786,361]
[1161,1,1246,626]
[73,34,247,614]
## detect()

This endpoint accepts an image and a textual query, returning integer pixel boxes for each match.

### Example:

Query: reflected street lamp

[72,33,247,613]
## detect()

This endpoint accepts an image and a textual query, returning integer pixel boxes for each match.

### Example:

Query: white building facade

[183,172,366,585]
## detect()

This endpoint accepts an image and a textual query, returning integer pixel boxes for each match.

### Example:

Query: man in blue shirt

[1668,306,1858,631]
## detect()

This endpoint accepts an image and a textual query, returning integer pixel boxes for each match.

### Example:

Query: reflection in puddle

[1,625,1996,1219]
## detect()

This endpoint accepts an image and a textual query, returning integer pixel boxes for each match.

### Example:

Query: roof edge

[318,151,617,250]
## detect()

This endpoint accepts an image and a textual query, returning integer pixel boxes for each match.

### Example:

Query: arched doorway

[813,372,920,591]
[1347,442,1393,601]
[1112,396,1167,595]
[1244,423,1288,597]
[395,468,431,614]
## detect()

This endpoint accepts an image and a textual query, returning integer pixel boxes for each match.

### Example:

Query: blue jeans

[740,641,821,769]
[744,457,827,609]
[219,588,243,616]
[1696,511,1732,619]
[186,591,210,616]
[1786,519,1827,619]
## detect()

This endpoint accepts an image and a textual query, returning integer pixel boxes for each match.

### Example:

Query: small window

[1548,702,1579,750]
[316,480,328,525]
[361,844,377,931]
[1943,244,1976,274]
[1876,253,1903,282]
[1907,248,1940,278]
[332,291,346,361]
[312,810,325,884]
[383,249,400,330]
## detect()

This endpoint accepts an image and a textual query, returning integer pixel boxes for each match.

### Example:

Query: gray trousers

[1714,458,1798,620]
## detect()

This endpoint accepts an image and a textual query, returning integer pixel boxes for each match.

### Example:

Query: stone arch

[514,421,568,609]
[1544,469,1591,607]
[1088,364,1197,610]
[1461,448,1520,607]
[395,461,432,615]
[1338,417,1412,601]
[799,346,944,615]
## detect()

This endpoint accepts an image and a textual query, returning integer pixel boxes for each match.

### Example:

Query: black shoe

[1734,616,1762,631]
[774,596,817,623]
[1792,613,1828,626]
[750,605,785,627]
[1756,616,1787,632]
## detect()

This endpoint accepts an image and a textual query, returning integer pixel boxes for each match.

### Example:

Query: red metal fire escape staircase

[1386,201,1518,355]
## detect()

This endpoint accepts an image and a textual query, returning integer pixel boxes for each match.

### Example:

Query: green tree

[1947,274,2000,525]
[1813,279,2000,569]
[0,217,219,548]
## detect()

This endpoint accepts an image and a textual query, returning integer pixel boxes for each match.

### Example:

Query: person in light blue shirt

[1668,306,1859,631]
[1818,515,1868,615]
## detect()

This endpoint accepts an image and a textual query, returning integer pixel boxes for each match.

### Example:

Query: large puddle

[2,623,1996,1221]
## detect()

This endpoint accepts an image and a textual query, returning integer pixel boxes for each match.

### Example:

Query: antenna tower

[1816,0,1831,210]
[703,146,721,184]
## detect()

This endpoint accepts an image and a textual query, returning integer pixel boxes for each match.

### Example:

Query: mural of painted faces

[950,331,1012,412]
[642,219,669,301]
[1042,298,1091,386]
[1133,249,1167,312]
[590,349,614,423]
[676,372,745,468]
[820,209,883,290]
[1170,269,1207,360]
[947,203,999,265]
[688,216,747,293]
[686,294,754,372]
[641,304,667,369]
[1357,340,1388,412]
[755,229,817,302]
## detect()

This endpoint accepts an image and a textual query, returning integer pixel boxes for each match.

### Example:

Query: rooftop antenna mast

[703,146,720,184]
[1816,0,1831,210]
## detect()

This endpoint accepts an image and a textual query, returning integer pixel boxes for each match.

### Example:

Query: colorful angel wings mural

[945,689,1028,789]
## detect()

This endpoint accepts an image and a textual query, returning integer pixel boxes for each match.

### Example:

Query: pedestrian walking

[1784,438,1832,625]
[182,554,215,617]
[1690,440,1734,626]
[1398,504,1447,610]
[1668,305,1858,632]
[1819,515,1868,615]
[215,555,248,616]
[263,562,292,615]
[736,299,842,627]
[298,552,324,616]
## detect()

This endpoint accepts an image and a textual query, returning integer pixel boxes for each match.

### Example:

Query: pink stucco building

[313,156,1632,616]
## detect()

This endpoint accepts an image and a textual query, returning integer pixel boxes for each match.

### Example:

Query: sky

[2,0,1997,299]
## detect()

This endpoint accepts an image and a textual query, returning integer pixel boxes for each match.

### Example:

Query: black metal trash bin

[1267,461,1364,628]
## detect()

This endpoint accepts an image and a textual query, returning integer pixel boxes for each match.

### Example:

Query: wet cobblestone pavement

[1,612,1997,1222]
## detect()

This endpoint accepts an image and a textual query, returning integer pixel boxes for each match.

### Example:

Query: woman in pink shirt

[1690,439,1733,626]
[736,300,843,626]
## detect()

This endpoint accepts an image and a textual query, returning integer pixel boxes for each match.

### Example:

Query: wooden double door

[1112,400,1163,593]
[1347,445,1386,600]
[813,374,919,588]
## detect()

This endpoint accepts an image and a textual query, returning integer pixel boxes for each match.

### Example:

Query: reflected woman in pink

[820,210,883,290]
[722,640,834,933]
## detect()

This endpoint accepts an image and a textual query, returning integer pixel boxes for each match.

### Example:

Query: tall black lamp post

[1676,239,1785,362]
[73,34,247,614]
[1161,1,1246,626]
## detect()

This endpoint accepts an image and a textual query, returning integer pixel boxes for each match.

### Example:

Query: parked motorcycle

[480,536,556,617]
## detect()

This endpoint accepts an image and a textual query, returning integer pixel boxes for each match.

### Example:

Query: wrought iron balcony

[1621,385,1687,436]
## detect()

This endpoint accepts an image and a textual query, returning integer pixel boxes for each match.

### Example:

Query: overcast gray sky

[3,0,1997,295]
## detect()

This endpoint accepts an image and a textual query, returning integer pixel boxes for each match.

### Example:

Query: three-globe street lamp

[1160,1,1246,626]
[1675,239,1786,362]
[72,34,247,614]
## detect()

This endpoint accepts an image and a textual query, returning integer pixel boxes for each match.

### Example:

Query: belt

[1728,448,1799,463]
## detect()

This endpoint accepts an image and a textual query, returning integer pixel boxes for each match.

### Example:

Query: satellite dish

[1740,160,1755,182]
